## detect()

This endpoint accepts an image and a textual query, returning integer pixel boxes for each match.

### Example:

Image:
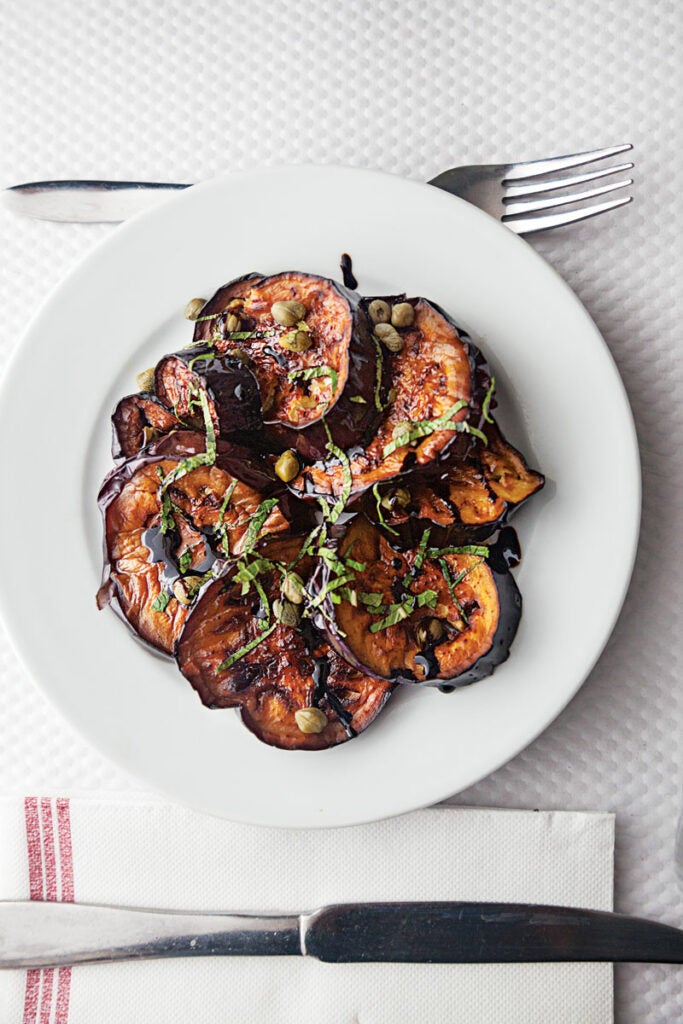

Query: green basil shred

[482,377,496,424]
[382,400,469,458]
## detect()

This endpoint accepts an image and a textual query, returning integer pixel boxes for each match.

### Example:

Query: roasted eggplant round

[312,515,521,687]
[97,431,295,655]
[292,296,489,502]
[175,536,394,750]
[111,392,181,461]
[154,347,262,438]
[364,419,545,545]
[193,271,376,460]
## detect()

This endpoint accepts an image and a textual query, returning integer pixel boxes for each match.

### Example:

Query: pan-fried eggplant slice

[112,392,181,460]
[193,271,375,459]
[365,419,544,545]
[312,515,521,687]
[292,296,489,501]
[97,431,293,655]
[154,347,262,438]
[176,536,393,749]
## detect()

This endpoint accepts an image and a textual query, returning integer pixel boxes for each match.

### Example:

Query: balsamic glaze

[262,345,287,367]
[493,525,522,569]
[141,525,181,588]
[340,253,358,290]
[415,648,440,679]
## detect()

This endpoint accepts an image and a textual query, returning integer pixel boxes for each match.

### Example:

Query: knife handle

[303,902,683,964]
[0,902,300,968]
[2,180,190,222]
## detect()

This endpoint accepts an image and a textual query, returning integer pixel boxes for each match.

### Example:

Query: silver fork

[430,143,633,233]
[0,145,633,232]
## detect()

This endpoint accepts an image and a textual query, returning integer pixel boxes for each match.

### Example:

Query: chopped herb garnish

[482,376,496,424]
[372,482,399,537]
[151,590,171,613]
[426,544,489,559]
[160,389,216,491]
[413,528,432,570]
[287,365,339,394]
[225,330,274,341]
[438,557,469,626]
[178,549,193,575]
[372,334,385,412]
[382,400,469,458]
[192,312,222,322]
[463,423,488,445]
[349,395,367,404]
[344,557,367,572]
[187,352,215,373]
[324,442,352,525]
[240,498,280,556]
[216,623,277,672]
[156,466,176,535]
[368,588,438,633]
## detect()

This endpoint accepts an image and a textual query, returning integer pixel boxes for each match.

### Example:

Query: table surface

[1,1,681,1020]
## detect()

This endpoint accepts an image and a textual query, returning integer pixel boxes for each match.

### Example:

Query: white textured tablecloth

[0,2,682,1022]
[0,799,614,1024]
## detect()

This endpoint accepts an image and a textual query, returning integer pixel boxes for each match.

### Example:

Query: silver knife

[0,179,189,222]
[2,901,683,968]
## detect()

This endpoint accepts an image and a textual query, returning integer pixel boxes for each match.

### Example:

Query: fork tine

[504,195,633,234]
[504,162,634,199]
[502,144,633,182]
[504,178,633,218]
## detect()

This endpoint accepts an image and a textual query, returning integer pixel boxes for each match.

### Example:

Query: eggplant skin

[154,348,262,439]
[292,296,489,501]
[111,392,180,461]
[97,432,295,655]
[364,418,545,546]
[193,271,376,460]
[312,515,521,687]
[175,536,394,750]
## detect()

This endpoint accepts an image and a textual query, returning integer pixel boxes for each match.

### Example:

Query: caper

[374,323,404,353]
[368,299,391,324]
[380,486,411,511]
[391,302,415,328]
[226,347,251,364]
[136,367,155,392]
[416,617,445,647]
[279,330,312,353]
[271,300,307,327]
[172,579,193,606]
[225,313,241,333]
[294,707,328,734]
[273,597,300,628]
[282,572,305,604]
[183,297,206,320]
[274,449,300,482]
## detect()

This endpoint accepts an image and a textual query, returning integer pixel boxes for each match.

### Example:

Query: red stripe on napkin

[55,799,74,1024]
[22,798,74,1024]
[40,799,58,902]
[23,797,43,1024]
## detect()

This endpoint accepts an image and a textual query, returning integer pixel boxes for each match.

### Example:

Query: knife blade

[1,901,683,968]
[0,180,189,222]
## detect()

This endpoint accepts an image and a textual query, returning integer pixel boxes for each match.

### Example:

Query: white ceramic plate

[0,166,640,828]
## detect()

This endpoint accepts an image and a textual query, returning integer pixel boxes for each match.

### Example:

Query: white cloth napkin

[0,796,614,1024]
